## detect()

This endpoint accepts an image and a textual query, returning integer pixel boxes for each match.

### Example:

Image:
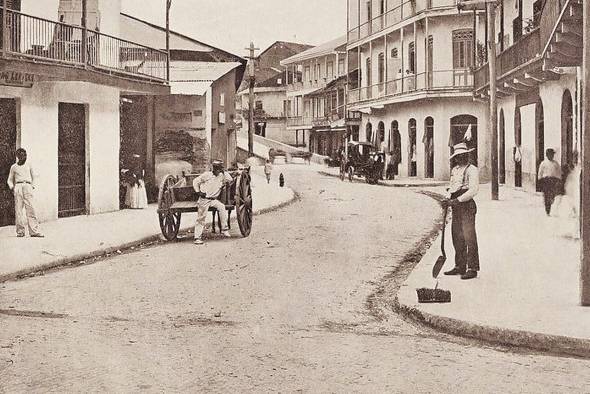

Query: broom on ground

[417,206,451,303]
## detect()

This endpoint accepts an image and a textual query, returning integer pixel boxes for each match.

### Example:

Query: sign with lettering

[0,71,34,88]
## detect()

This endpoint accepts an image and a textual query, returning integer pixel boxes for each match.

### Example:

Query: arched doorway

[365,122,373,143]
[450,115,478,166]
[408,118,417,177]
[561,89,574,170]
[536,99,545,192]
[424,117,434,178]
[514,108,522,187]
[377,121,385,149]
[499,109,506,184]
[390,120,401,175]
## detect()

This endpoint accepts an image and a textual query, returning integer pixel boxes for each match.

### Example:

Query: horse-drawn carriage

[157,167,253,241]
[339,141,384,185]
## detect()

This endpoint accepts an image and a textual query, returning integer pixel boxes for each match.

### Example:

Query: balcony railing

[348,69,472,104]
[1,8,167,81]
[312,105,346,127]
[348,0,457,43]
[473,28,540,91]
[287,116,313,127]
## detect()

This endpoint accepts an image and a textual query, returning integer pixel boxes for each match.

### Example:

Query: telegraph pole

[245,42,259,157]
[581,0,590,305]
[488,3,499,200]
[166,0,172,81]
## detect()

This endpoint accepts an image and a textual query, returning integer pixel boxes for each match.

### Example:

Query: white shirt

[537,159,561,180]
[193,171,232,199]
[7,162,35,190]
[447,164,479,202]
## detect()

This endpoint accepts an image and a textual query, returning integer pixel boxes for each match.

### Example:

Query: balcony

[0,8,168,85]
[312,105,346,127]
[287,116,313,128]
[473,28,541,92]
[348,69,473,105]
[348,0,457,43]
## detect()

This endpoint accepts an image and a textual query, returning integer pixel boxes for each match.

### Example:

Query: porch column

[400,27,405,91]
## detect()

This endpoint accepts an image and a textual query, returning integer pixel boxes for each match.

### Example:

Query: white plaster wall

[361,96,486,180]
[498,95,517,187]
[0,81,120,222]
[520,103,536,191]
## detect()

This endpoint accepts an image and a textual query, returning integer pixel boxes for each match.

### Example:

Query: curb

[0,188,298,284]
[394,191,590,359]
[318,170,447,188]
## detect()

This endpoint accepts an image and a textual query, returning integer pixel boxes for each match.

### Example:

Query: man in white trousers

[192,160,233,245]
[7,148,44,238]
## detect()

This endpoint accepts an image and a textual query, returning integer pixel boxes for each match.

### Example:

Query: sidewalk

[397,184,590,357]
[319,166,447,187]
[0,173,295,283]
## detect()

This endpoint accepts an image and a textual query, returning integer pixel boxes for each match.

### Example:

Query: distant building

[346,0,487,181]
[281,36,361,158]
[236,41,313,145]
[472,0,582,193]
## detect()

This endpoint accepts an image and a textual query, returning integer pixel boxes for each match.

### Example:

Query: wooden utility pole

[581,0,590,305]
[245,42,259,157]
[166,0,172,82]
[488,3,499,200]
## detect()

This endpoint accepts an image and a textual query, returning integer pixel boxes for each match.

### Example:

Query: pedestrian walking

[537,148,562,216]
[7,148,44,238]
[264,159,273,184]
[192,160,233,245]
[442,142,479,280]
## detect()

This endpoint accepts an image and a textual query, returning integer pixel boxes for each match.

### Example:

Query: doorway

[424,117,434,178]
[561,89,574,170]
[535,99,544,192]
[0,99,17,227]
[514,108,522,187]
[408,118,417,177]
[58,103,86,218]
[499,109,506,184]
[390,121,401,175]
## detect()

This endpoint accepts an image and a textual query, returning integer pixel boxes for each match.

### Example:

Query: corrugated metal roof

[169,62,242,96]
[281,36,347,65]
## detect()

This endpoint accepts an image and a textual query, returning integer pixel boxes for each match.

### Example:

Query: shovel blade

[432,255,446,279]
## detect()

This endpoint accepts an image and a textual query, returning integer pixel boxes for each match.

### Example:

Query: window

[391,48,398,58]
[219,92,225,107]
[453,29,474,68]
[366,57,372,86]
[314,63,321,81]
[338,58,345,75]
[255,100,263,110]
[378,53,385,83]
[305,65,311,82]
[277,78,282,85]
[326,61,334,79]
[380,0,385,14]
[408,42,416,73]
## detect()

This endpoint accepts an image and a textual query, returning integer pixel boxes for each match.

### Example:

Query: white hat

[450,142,474,160]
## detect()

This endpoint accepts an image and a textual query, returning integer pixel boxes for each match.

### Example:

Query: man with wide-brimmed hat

[442,142,480,280]
[192,160,233,245]
[537,148,562,216]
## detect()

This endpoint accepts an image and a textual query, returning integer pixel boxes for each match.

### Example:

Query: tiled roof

[281,36,347,65]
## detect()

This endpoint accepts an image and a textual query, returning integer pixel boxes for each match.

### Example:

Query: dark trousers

[540,177,561,215]
[451,199,480,272]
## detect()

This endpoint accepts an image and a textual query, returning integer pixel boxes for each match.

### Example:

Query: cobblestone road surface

[0,167,589,392]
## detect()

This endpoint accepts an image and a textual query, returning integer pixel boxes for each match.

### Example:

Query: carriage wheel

[158,175,181,241]
[235,171,253,237]
[348,166,354,182]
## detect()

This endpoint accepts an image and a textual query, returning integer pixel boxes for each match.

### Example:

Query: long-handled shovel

[432,206,449,279]
[417,206,451,303]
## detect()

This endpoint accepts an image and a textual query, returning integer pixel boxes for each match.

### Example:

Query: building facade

[0,0,169,227]
[346,0,488,181]
[282,36,362,159]
[472,0,582,193]
[236,41,313,146]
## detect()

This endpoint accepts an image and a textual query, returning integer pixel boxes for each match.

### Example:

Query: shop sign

[0,71,34,88]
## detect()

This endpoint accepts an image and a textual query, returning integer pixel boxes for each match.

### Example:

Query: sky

[121,0,347,57]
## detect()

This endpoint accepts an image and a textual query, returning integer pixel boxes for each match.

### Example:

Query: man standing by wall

[7,148,44,238]
[537,148,562,216]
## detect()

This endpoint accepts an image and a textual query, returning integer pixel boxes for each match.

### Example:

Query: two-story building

[346,0,487,180]
[0,0,169,227]
[236,41,313,145]
[472,0,582,193]
[282,35,362,158]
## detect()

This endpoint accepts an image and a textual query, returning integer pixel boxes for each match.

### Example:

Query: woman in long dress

[551,152,580,239]
[125,155,148,209]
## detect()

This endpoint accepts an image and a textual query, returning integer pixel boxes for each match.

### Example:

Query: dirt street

[0,167,589,392]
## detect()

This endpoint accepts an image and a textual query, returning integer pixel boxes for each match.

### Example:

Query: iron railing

[287,116,313,127]
[348,69,472,104]
[348,0,457,43]
[1,8,167,81]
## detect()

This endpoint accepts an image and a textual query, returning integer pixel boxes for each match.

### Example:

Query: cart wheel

[348,166,354,182]
[339,162,346,181]
[235,171,253,237]
[158,175,181,241]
